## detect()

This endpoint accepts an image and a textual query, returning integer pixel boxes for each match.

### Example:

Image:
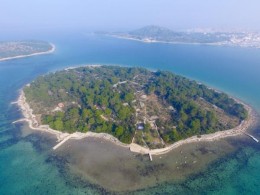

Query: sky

[1,0,260,33]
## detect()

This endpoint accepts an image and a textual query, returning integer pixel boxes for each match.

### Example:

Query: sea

[0,32,260,194]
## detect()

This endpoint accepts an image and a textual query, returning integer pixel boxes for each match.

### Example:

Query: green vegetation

[24,66,247,146]
[128,25,231,43]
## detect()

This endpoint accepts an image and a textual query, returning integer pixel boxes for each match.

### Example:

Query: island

[0,40,55,61]
[15,65,254,154]
[100,25,260,48]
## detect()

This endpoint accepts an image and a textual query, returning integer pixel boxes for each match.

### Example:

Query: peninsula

[15,65,254,155]
[0,40,55,61]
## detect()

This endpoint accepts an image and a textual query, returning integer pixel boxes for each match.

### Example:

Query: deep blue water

[0,33,260,194]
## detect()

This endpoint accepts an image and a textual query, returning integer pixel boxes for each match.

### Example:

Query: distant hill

[129,25,182,39]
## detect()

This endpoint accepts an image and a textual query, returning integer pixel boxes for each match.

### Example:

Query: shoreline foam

[0,43,55,62]
[14,84,256,156]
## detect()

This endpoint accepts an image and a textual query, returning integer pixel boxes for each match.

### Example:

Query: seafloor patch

[22,113,260,193]
[50,137,238,192]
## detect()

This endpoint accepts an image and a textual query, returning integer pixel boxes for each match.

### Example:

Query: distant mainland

[98,25,260,48]
[0,40,55,61]
[13,65,255,156]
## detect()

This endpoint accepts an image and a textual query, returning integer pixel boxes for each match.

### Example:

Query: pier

[245,133,259,143]
[148,152,153,161]
[12,118,27,124]
[53,134,73,150]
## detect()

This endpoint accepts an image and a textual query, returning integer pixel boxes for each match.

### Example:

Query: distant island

[18,65,251,152]
[0,40,55,61]
[99,25,260,48]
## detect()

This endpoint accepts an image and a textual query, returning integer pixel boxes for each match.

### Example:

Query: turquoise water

[0,33,260,194]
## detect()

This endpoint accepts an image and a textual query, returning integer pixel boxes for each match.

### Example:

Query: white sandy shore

[107,35,260,49]
[107,35,231,46]
[0,43,55,62]
[64,64,102,71]
[14,89,256,156]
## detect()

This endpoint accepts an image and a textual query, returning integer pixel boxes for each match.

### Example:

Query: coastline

[107,34,260,49]
[130,97,256,155]
[14,88,257,156]
[0,43,55,62]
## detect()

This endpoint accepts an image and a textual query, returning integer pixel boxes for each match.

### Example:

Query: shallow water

[0,33,260,194]
[49,118,259,193]
[55,137,235,192]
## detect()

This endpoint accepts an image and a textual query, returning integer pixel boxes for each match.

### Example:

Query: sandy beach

[14,89,256,156]
[0,43,55,62]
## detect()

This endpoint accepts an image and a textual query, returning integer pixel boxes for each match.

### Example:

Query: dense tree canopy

[24,66,247,145]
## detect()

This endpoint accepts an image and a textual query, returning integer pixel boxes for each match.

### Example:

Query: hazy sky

[1,0,260,33]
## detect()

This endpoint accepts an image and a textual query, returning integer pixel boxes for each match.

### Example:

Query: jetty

[245,133,259,143]
[53,134,73,150]
[148,152,153,161]
[12,118,27,124]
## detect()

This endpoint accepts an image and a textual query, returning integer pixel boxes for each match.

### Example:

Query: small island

[0,40,55,61]
[18,65,252,152]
